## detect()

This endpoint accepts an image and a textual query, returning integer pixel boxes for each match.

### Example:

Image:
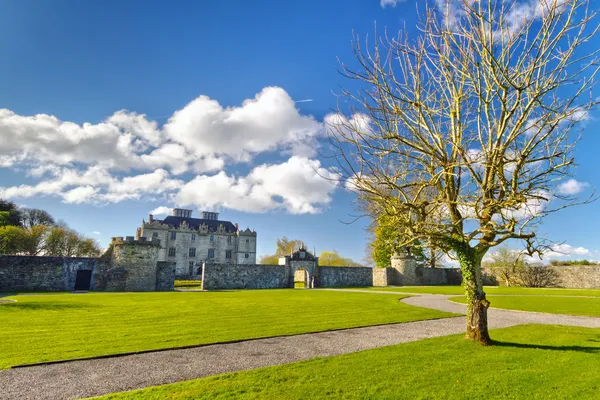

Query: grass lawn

[353,286,600,297]
[0,290,454,369]
[100,325,600,400]
[450,295,600,317]
[174,280,202,289]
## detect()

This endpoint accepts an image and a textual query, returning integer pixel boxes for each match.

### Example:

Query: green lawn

[354,286,600,297]
[0,290,454,369]
[450,295,600,317]
[100,325,600,400]
[174,280,202,289]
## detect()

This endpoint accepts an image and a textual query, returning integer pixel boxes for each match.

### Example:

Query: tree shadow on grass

[491,340,600,354]
[0,302,90,311]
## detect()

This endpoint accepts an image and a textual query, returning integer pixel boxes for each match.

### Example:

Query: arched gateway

[279,247,318,289]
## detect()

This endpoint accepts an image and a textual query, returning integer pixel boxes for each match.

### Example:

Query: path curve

[328,289,600,328]
[1,290,598,400]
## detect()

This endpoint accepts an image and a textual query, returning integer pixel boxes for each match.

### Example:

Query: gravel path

[1,290,599,400]
[1,317,467,400]
[330,289,600,328]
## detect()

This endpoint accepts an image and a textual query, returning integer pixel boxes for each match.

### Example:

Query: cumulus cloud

[557,179,589,196]
[0,87,322,174]
[437,0,570,38]
[163,87,322,162]
[380,0,405,8]
[523,243,592,263]
[176,156,338,214]
[149,206,173,216]
[0,87,338,214]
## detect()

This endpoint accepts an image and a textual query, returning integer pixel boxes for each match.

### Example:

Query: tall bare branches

[330,0,598,259]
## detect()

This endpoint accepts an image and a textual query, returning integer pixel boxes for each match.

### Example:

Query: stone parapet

[111,236,161,246]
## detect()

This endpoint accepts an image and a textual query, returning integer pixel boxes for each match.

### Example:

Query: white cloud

[523,243,592,263]
[437,0,570,38]
[0,87,322,174]
[92,231,101,235]
[0,87,338,215]
[557,179,589,196]
[62,186,99,204]
[163,87,322,162]
[380,0,405,8]
[176,156,338,214]
[149,206,172,216]
[549,244,590,257]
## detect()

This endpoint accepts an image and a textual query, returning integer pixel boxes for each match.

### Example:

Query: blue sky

[0,0,599,263]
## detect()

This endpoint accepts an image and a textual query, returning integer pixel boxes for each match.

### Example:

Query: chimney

[148,214,153,223]
[172,208,193,218]
[201,211,220,221]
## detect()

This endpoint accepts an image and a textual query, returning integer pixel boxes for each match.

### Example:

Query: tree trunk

[457,248,491,345]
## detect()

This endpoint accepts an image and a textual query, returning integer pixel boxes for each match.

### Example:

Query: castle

[136,208,257,276]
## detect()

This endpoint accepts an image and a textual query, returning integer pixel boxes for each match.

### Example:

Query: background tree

[19,225,49,256]
[370,213,445,268]
[21,208,56,228]
[329,0,598,344]
[260,236,361,266]
[44,226,101,257]
[319,250,363,267]
[0,212,10,227]
[259,254,281,264]
[0,199,23,227]
[0,225,26,254]
[484,246,525,286]
[275,237,305,256]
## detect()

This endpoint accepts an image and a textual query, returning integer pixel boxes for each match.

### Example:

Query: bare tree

[21,208,55,228]
[484,246,525,286]
[328,0,598,344]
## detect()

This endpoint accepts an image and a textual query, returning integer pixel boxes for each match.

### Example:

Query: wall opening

[294,268,308,289]
[74,270,92,291]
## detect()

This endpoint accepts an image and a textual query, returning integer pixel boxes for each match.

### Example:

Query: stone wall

[0,237,175,292]
[317,266,374,287]
[110,238,160,291]
[551,266,600,288]
[373,267,394,287]
[0,256,100,292]
[156,261,177,291]
[201,263,289,290]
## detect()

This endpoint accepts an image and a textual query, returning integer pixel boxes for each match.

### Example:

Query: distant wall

[156,261,177,291]
[318,266,374,287]
[0,256,100,292]
[550,266,600,288]
[0,237,176,292]
[201,263,289,290]
[373,268,394,287]
[417,267,466,286]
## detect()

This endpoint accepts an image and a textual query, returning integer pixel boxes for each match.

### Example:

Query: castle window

[227,236,232,244]
[189,248,196,257]
[152,232,158,238]
[245,253,249,259]
[188,261,195,274]
[226,250,232,259]
[168,247,176,257]
[245,239,249,243]
[208,249,215,259]
[210,235,214,242]
[191,233,196,241]
[170,232,176,240]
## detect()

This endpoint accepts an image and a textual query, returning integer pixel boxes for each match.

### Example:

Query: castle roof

[158,216,238,233]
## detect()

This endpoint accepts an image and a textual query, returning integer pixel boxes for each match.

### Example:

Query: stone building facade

[136,208,257,276]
